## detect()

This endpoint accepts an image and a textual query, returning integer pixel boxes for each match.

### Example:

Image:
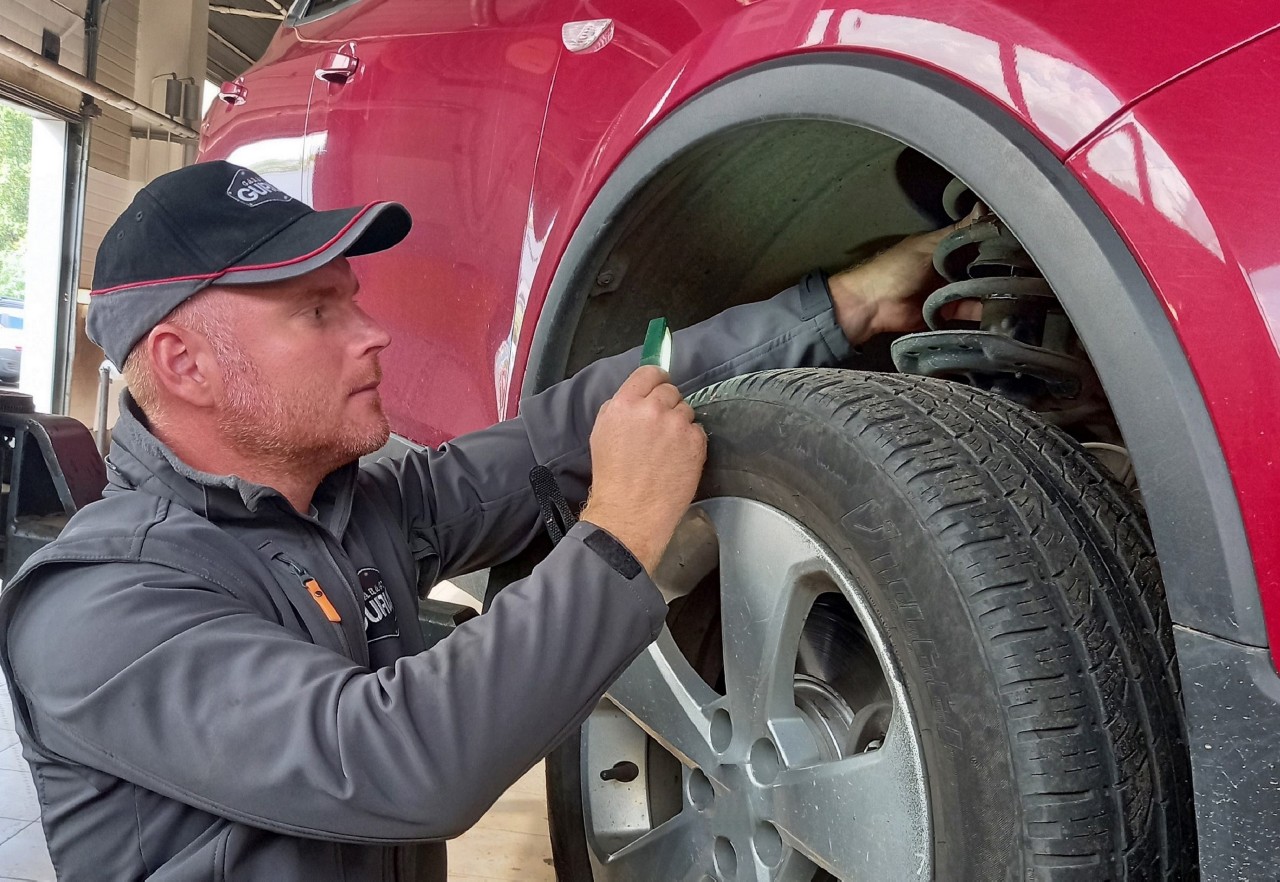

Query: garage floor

[0,682,556,881]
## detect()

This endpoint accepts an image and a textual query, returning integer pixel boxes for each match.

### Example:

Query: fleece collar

[103,391,357,536]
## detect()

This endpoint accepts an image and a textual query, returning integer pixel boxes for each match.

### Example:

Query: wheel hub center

[695,761,782,873]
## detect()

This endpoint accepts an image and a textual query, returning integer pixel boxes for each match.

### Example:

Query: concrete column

[130,0,208,182]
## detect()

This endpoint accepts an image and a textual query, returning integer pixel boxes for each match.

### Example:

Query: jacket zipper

[316,536,375,667]
[274,553,353,658]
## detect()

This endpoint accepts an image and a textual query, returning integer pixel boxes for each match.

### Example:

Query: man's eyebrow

[296,280,360,301]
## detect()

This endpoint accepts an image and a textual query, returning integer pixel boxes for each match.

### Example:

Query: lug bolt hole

[710,709,733,753]
[713,836,737,879]
[754,821,785,867]
[748,738,781,785]
[687,768,714,810]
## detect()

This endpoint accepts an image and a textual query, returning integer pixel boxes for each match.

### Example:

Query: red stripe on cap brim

[90,202,399,297]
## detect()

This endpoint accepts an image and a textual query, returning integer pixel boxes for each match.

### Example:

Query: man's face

[205,257,392,474]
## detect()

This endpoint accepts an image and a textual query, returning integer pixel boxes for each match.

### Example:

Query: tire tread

[689,368,1195,880]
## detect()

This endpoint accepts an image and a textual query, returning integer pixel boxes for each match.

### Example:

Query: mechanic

[0,161,966,881]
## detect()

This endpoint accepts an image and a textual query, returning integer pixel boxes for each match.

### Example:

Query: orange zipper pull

[306,578,342,623]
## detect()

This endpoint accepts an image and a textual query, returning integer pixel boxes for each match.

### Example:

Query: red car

[201,1,1280,878]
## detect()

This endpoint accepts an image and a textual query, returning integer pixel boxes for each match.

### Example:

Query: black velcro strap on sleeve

[582,528,643,580]
[529,465,577,545]
[796,269,834,320]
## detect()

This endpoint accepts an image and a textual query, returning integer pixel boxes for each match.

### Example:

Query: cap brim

[215,201,412,286]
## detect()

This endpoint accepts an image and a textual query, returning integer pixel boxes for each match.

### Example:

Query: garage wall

[77,0,142,290]
[90,0,138,179]
[0,0,87,113]
[79,166,139,290]
[1,0,141,288]
[0,0,138,175]
[3,0,211,420]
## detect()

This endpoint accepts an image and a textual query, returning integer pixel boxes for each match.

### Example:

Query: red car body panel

[202,0,1277,438]
[1070,29,1280,650]
[200,43,314,194]
[516,0,1277,412]
[199,2,1280,647]
[301,6,566,443]
[204,0,574,441]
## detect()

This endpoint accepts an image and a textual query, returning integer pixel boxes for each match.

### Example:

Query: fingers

[940,299,984,322]
[915,203,984,250]
[617,365,670,399]
[649,382,684,410]
[956,203,985,228]
[616,366,686,411]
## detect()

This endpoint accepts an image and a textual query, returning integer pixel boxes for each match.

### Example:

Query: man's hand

[581,366,707,575]
[829,208,984,346]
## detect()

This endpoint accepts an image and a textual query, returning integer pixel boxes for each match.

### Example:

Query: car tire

[547,368,1195,880]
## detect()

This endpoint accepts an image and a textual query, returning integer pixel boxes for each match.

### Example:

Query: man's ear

[146,322,221,408]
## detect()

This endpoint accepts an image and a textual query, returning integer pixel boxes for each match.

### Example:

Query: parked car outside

[0,306,22,385]
[200,1,1280,878]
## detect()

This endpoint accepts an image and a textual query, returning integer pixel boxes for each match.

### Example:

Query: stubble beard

[213,343,390,477]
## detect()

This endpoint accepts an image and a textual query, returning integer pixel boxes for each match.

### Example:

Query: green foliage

[0,104,33,301]
[0,247,24,302]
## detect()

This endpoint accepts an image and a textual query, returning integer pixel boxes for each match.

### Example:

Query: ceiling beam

[0,34,199,139]
[208,27,256,66]
[209,5,285,19]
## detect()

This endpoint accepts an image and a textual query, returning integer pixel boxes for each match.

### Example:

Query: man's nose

[354,305,392,353]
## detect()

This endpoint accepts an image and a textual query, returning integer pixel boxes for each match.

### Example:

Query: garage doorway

[0,99,68,412]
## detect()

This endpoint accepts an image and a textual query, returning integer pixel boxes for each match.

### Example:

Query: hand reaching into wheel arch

[829,206,984,345]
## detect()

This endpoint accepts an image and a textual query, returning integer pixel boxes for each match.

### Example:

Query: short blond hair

[121,291,232,420]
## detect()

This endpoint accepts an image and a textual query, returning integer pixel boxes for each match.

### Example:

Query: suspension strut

[890,186,1103,427]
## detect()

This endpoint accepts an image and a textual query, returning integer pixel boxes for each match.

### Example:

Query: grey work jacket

[0,279,852,881]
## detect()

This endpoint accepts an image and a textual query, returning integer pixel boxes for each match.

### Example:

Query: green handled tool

[640,317,672,371]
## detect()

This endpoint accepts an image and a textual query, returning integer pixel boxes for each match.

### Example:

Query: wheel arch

[520,52,1261,647]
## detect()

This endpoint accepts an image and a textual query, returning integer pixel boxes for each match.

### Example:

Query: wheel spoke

[706,499,824,738]
[606,627,721,770]
[597,808,713,881]
[766,721,930,878]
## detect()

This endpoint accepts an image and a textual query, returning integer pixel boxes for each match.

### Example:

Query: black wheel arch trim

[521,51,1265,649]
[1174,624,1280,877]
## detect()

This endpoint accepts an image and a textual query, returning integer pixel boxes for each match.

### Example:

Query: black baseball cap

[87,160,412,368]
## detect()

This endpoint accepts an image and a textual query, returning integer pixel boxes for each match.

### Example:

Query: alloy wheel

[579,497,931,880]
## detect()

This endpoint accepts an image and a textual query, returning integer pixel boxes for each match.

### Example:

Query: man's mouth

[351,364,383,396]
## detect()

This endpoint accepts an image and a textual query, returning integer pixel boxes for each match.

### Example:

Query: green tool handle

[640,317,672,370]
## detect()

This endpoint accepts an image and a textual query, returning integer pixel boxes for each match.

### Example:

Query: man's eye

[312,306,325,319]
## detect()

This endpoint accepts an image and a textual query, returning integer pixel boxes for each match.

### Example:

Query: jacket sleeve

[362,276,853,579]
[3,521,666,842]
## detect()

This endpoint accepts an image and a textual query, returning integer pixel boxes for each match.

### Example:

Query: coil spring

[889,187,1102,426]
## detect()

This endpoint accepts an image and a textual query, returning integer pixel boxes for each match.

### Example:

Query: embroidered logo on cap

[226,168,294,208]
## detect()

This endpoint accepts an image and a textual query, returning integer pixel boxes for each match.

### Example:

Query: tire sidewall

[694,392,1020,879]
[550,390,1025,880]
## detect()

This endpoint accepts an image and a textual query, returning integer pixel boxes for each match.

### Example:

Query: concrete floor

[0,676,556,882]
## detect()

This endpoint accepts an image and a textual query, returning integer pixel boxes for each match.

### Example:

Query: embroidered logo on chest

[358,567,399,643]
